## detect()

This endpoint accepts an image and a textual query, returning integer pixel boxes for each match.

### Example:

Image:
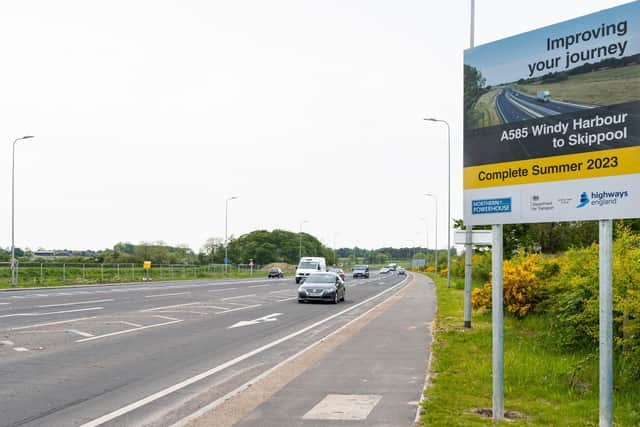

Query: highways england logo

[577,192,589,208]
[577,190,629,208]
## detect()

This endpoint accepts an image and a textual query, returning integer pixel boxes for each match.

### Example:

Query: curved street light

[424,117,451,288]
[11,136,35,286]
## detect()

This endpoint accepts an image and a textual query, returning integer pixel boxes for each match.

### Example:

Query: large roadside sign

[463,1,640,225]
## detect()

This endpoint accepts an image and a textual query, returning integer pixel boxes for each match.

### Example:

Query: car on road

[537,90,550,102]
[352,264,369,278]
[328,267,345,281]
[386,263,397,271]
[379,267,391,274]
[267,267,284,278]
[295,257,327,284]
[397,267,406,275]
[298,272,345,304]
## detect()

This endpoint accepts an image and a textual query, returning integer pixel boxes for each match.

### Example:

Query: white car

[379,267,391,274]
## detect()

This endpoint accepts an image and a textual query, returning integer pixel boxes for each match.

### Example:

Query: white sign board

[454,230,493,246]
[463,1,640,225]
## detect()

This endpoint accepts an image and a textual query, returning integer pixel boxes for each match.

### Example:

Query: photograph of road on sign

[464,1,640,130]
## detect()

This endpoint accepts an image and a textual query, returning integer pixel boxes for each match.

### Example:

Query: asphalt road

[0,272,410,427]
[496,87,593,124]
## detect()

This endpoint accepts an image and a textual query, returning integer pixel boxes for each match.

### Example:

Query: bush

[472,253,544,317]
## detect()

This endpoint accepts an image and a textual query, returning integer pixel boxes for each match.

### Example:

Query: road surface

[496,87,593,124]
[0,272,420,427]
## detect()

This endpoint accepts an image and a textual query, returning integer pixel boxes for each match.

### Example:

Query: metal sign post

[463,226,473,328]
[599,220,613,427]
[492,224,504,421]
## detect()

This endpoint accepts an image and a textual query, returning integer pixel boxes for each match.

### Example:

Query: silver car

[298,272,345,304]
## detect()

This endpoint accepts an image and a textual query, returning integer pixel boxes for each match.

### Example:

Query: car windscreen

[354,265,367,270]
[304,274,336,283]
[268,268,278,272]
[298,262,319,269]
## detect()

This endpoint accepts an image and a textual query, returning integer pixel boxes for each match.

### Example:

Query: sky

[0,0,633,254]
[465,1,640,86]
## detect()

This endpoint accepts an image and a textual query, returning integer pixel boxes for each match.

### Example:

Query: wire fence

[0,262,268,287]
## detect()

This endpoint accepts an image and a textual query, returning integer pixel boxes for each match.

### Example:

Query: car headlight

[298,286,306,294]
[324,286,337,294]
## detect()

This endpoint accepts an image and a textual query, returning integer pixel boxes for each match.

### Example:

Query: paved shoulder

[228,273,436,427]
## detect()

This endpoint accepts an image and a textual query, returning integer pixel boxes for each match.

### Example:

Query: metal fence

[0,262,265,287]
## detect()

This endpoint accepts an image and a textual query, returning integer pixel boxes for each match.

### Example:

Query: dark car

[328,267,345,281]
[352,264,369,279]
[267,267,284,278]
[298,272,345,304]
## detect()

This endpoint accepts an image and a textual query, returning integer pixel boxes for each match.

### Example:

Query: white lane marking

[36,294,49,297]
[145,292,190,298]
[14,347,29,352]
[248,284,270,288]
[0,302,10,305]
[198,305,231,310]
[269,289,291,294]
[220,294,256,301]
[11,296,25,299]
[140,302,201,312]
[68,329,94,338]
[81,277,409,427]
[228,313,282,329]
[0,307,103,319]
[208,287,238,292]
[1,340,15,346]
[76,319,183,343]
[222,302,251,306]
[277,297,297,302]
[214,304,262,315]
[9,316,99,331]
[119,321,143,328]
[153,315,182,322]
[169,275,411,427]
[37,299,114,308]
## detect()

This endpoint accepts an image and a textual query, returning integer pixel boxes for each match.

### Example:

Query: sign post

[143,261,152,282]
[464,2,639,422]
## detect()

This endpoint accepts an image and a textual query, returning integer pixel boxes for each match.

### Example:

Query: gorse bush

[472,252,544,317]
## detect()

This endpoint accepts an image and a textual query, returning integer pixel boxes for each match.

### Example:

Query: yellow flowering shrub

[472,253,543,317]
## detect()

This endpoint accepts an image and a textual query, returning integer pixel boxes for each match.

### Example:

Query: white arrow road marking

[228,313,283,329]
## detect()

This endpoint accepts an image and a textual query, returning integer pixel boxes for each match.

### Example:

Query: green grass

[419,273,640,426]
[471,88,502,128]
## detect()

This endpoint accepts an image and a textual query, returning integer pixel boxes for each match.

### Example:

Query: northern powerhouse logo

[577,190,629,208]
[472,198,512,214]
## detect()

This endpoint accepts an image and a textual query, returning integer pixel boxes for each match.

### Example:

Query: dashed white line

[0,307,104,319]
[68,329,95,338]
[248,284,270,288]
[9,316,99,331]
[145,292,190,298]
[13,347,29,352]
[1,340,15,346]
[37,299,114,308]
[76,318,183,343]
[0,302,10,305]
[215,304,261,315]
[221,294,256,301]
[154,315,182,321]
[208,288,239,292]
[140,302,201,312]
[119,321,143,328]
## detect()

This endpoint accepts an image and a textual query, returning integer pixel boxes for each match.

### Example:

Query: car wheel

[295,278,300,284]
[298,299,304,303]
[332,292,338,304]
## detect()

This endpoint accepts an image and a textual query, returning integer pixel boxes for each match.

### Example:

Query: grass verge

[419,273,640,426]
[471,88,502,127]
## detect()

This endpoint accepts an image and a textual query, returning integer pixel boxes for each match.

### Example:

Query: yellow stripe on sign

[464,146,640,189]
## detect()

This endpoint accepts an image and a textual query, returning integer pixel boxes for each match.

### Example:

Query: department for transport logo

[472,198,512,215]
[576,192,589,208]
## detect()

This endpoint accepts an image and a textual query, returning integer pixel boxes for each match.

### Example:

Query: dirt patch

[471,407,528,420]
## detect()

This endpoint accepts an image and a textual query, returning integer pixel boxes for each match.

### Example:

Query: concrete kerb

[413,273,437,426]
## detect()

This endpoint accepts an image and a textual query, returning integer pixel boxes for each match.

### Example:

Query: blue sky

[465,1,640,86]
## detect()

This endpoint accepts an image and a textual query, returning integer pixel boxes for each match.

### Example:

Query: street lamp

[424,193,438,278]
[224,196,238,273]
[11,136,34,287]
[420,217,429,267]
[424,117,451,288]
[299,220,308,259]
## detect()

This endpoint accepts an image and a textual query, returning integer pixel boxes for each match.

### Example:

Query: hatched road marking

[37,299,114,308]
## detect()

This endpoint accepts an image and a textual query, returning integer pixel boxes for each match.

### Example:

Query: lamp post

[11,136,35,287]
[224,196,238,274]
[424,117,451,288]
[424,193,438,276]
[299,220,308,259]
[420,217,429,268]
